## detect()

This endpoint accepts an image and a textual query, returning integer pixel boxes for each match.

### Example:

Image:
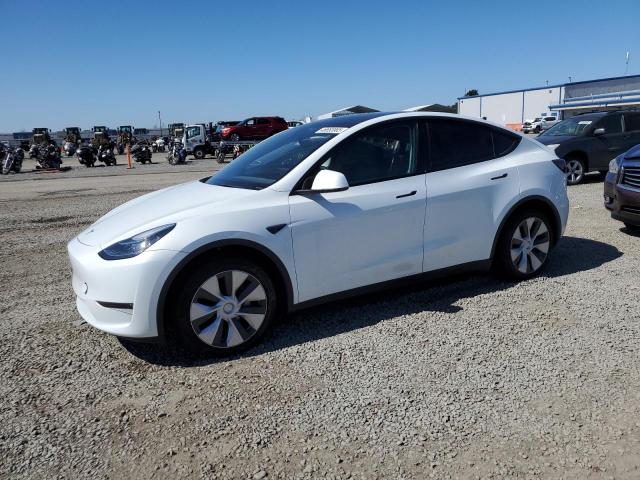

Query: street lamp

[158,111,162,137]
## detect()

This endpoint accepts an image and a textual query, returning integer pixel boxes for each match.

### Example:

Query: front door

[590,113,626,170]
[289,120,427,302]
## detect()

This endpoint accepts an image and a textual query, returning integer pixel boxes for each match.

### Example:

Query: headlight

[609,157,620,174]
[546,144,560,150]
[98,224,175,260]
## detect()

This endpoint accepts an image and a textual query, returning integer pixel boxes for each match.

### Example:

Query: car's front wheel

[497,209,553,280]
[566,157,586,185]
[173,257,278,356]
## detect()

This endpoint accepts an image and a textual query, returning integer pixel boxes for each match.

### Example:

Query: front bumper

[67,237,188,339]
[604,172,640,226]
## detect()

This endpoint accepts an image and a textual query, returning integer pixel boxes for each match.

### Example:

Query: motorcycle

[28,144,39,159]
[130,142,152,164]
[2,146,24,174]
[97,145,117,166]
[36,144,62,169]
[167,141,186,165]
[154,138,165,153]
[63,141,77,157]
[77,145,96,167]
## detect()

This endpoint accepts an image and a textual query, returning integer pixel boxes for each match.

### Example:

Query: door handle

[491,173,508,180]
[396,190,417,199]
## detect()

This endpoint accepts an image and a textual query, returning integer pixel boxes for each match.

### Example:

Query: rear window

[624,112,640,132]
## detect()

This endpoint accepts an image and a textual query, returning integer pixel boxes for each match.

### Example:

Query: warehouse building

[458,74,640,130]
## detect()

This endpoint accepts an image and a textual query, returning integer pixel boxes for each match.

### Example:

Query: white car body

[68,112,569,343]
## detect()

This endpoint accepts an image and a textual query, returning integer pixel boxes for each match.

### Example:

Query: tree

[465,89,479,97]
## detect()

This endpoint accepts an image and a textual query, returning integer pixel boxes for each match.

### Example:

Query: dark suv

[604,143,640,232]
[220,117,288,141]
[537,110,640,185]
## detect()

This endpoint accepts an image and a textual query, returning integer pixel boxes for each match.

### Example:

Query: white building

[458,74,640,130]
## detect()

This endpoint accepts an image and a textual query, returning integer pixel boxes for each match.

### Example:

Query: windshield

[186,126,200,138]
[206,123,344,190]
[540,117,595,137]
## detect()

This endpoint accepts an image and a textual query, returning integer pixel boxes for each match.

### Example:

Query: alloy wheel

[189,270,267,348]
[566,159,584,185]
[510,217,550,274]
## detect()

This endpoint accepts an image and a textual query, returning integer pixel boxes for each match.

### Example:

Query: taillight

[552,158,567,173]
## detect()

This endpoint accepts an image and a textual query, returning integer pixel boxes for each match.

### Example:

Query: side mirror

[593,128,606,136]
[295,169,349,194]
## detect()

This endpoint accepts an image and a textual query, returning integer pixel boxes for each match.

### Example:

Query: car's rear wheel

[173,257,278,356]
[566,157,586,185]
[497,209,553,280]
[194,148,205,160]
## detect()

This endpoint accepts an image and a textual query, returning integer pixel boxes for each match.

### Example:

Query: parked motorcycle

[97,145,117,166]
[2,146,24,174]
[36,144,62,169]
[130,142,152,164]
[77,145,96,167]
[63,141,77,157]
[28,144,39,159]
[167,141,186,165]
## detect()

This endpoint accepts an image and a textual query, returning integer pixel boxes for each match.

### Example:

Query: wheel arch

[490,195,562,260]
[156,239,295,338]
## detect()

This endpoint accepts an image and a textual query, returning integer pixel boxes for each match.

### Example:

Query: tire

[565,156,586,185]
[216,151,225,164]
[230,133,241,142]
[624,223,640,233]
[171,256,278,356]
[496,208,553,280]
[194,148,205,160]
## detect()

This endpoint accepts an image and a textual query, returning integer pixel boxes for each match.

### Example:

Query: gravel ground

[1,161,639,479]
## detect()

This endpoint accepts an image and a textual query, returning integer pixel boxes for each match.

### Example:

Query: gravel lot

[1,155,639,479]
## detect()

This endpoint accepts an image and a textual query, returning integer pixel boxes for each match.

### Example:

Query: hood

[77,180,254,248]
[536,135,576,146]
[624,144,640,160]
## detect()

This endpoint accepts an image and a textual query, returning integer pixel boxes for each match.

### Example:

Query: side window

[596,114,623,134]
[428,119,493,170]
[545,117,556,121]
[246,119,256,126]
[624,113,640,132]
[492,128,521,157]
[257,118,270,125]
[319,121,418,186]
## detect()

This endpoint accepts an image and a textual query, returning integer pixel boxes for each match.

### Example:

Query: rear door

[623,112,640,152]
[423,119,521,271]
[256,118,271,138]
[590,113,626,169]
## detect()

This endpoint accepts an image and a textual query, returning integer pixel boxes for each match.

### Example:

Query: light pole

[158,111,162,137]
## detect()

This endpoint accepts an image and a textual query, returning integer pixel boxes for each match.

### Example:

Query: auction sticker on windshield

[315,127,348,134]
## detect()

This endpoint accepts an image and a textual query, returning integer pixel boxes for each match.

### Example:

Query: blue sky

[1,0,639,131]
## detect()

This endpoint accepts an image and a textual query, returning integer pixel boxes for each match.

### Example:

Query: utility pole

[625,51,630,76]
[158,111,162,136]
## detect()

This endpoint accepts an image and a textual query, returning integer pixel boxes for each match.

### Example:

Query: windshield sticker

[315,127,348,134]
[578,121,592,125]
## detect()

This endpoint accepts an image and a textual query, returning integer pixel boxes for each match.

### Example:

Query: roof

[317,105,380,119]
[457,73,640,100]
[404,103,456,113]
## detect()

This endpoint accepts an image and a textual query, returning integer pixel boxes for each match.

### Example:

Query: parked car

[523,116,559,134]
[537,110,640,185]
[211,121,240,142]
[68,112,569,356]
[220,117,288,141]
[604,143,640,232]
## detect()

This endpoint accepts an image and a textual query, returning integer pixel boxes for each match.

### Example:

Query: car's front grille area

[622,166,640,189]
[621,205,640,215]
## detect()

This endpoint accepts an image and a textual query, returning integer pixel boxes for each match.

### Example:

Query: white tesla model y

[68,113,569,355]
